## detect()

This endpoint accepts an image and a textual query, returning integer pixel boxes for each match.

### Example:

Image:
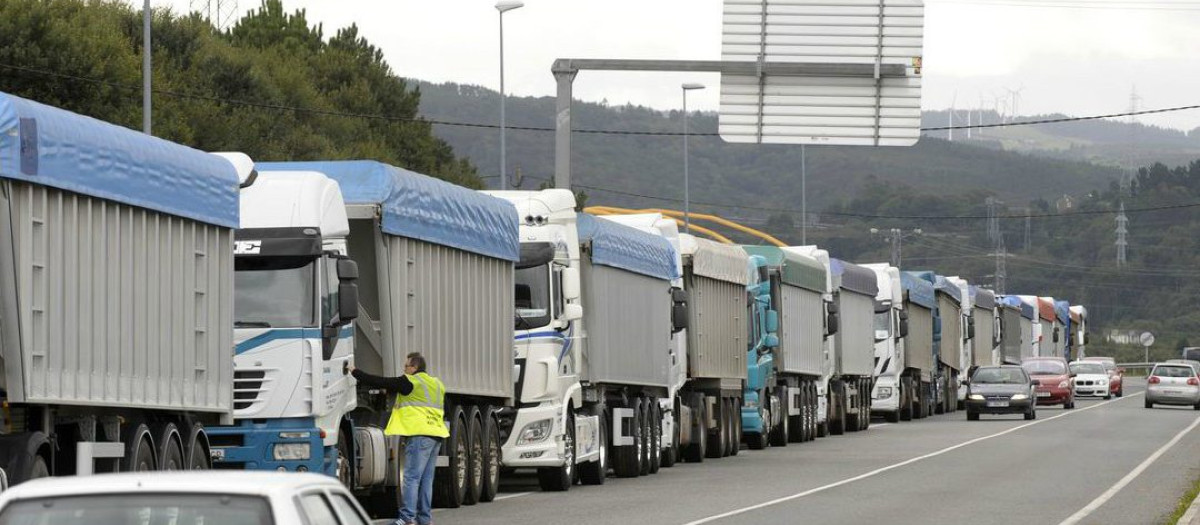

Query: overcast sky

[156,0,1200,131]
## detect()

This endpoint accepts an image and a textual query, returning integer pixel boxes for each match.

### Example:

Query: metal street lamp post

[682,83,705,233]
[496,1,524,190]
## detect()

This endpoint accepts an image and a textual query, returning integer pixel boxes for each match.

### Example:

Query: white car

[1069,361,1111,399]
[0,471,373,525]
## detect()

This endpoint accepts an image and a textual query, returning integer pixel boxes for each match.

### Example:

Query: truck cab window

[515,265,552,329]
[552,265,565,319]
[235,256,317,328]
[323,257,340,326]
[873,311,891,342]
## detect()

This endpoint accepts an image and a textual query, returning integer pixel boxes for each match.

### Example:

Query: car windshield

[0,493,274,525]
[1022,360,1066,375]
[1070,362,1106,375]
[1153,365,1197,378]
[235,256,317,328]
[972,368,1028,384]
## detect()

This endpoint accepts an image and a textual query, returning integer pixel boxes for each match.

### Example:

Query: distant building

[1055,194,1075,212]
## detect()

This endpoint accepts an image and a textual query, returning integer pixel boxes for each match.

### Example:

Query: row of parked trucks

[0,91,1090,516]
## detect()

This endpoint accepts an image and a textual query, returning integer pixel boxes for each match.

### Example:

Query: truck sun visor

[518,242,557,270]
[0,91,240,228]
[830,258,878,297]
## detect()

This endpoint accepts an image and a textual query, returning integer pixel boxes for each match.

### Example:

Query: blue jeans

[397,435,441,525]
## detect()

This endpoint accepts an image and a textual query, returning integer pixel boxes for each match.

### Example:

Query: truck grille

[233,370,267,410]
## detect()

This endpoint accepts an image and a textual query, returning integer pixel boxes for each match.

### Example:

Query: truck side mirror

[336,259,359,325]
[898,316,909,339]
[671,288,689,333]
[1084,333,1090,345]
[827,311,840,337]
[1053,327,1060,343]
[561,267,580,301]
[763,333,779,349]
[966,317,976,340]
[765,309,779,333]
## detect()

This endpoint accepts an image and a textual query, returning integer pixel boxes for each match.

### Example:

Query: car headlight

[1058,381,1069,388]
[1011,394,1029,401]
[273,443,311,461]
[969,394,984,400]
[517,419,554,445]
[876,387,893,399]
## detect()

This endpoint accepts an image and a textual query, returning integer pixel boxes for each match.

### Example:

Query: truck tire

[152,422,185,471]
[639,400,652,476]
[661,406,679,468]
[433,409,468,507]
[746,398,768,450]
[769,393,789,446]
[537,411,574,491]
[788,389,804,444]
[829,390,845,436]
[649,402,662,474]
[123,423,157,472]
[861,379,871,431]
[579,409,608,485]
[724,397,734,455]
[899,378,913,422]
[463,407,485,504]
[706,397,725,459]
[949,374,959,413]
[613,400,642,477]
[184,422,211,470]
[479,408,502,502]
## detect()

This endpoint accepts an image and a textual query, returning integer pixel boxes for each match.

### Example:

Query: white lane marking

[494,492,534,501]
[681,393,1141,525]
[1059,412,1200,525]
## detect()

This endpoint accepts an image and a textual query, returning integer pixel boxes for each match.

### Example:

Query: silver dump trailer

[830,259,878,433]
[972,287,997,368]
[998,296,1035,365]
[901,272,936,419]
[0,91,237,485]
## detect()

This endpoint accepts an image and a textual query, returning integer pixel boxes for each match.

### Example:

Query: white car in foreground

[0,471,372,524]
[1069,361,1111,399]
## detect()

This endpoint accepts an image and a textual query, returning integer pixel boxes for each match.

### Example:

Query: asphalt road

[380,378,1200,525]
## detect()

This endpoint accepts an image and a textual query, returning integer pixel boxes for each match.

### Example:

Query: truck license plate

[987,400,1009,407]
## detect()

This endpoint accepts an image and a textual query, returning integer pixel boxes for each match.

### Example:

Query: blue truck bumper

[207,418,335,476]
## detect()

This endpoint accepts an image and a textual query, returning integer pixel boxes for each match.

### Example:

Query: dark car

[965,365,1038,421]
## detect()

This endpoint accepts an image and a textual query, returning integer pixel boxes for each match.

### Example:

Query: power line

[932,0,1200,11]
[4,62,1200,137]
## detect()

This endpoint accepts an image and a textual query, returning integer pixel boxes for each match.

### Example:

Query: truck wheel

[433,409,468,507]
[788,390,804,444]
[463,407,485,504]
[479,408,502,502]
[638,400,652,476]
[899,378,913,422]
[861,379,872,431]
[967,410,979,421]
[661,406,679,468]
[770,393,789,446]
[537,412,574,491]
[724,397,734,455]
[649,402,662,473]
[336,432,352,487]
[613,400,642,477]
[706,397,725,459]
[830,392,845,436]
[579,409,608,485]
[153,422,184,471]
[184,422,211,470]
[685,402,707,462]
[123,423,157,472]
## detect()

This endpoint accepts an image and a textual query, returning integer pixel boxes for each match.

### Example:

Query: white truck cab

[864,264,905,422]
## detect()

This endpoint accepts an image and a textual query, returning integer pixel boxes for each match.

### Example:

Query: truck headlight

[273,443,311,461]
[875,387,893,399]
[516,419,553,445]
[1011,394,1029,401]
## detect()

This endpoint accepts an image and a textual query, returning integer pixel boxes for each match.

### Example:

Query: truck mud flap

[611,408,635,447]
[575,414,600,462]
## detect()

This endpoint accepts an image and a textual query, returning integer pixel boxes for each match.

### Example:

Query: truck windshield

[235,256,317,328]
[874,311,891,341]
[0,493,274,525]
[515,265,552,329]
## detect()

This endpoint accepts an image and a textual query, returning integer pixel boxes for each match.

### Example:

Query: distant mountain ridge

[414,81,1126,218]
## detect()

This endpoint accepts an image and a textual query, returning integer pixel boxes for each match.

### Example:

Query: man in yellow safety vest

[350,352,449,525]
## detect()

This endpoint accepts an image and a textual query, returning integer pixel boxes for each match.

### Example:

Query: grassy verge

[1166,476,1200,524]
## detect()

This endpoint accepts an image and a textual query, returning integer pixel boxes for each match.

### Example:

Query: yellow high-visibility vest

[385,372,450,438]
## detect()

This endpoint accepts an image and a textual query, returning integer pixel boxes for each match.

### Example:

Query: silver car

[1145,363,1200,409]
